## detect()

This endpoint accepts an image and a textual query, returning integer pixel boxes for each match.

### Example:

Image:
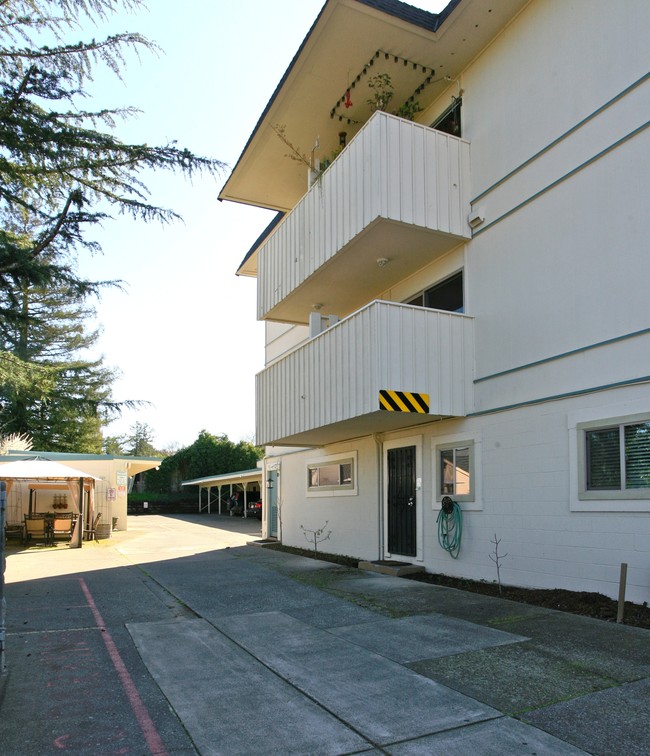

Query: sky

[73,0,449,451]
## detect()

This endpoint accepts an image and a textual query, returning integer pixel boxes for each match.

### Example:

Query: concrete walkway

[1,514,648,755]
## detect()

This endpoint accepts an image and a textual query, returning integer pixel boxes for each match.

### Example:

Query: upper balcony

[256,299,474,447]
[257,111,471,324]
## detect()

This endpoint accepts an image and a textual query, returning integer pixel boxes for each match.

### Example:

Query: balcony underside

[264,217,465,325]
[265,409,449,448]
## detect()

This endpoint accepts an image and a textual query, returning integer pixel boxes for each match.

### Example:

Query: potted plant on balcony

[367,73,394,112]
[367,74,423,121]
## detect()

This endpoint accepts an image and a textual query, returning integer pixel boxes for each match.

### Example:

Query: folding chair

[51,512,74,543]
[23,514,48,545]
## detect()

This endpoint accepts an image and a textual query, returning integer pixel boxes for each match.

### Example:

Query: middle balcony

[257,110,471,324]
[256,300,474,447]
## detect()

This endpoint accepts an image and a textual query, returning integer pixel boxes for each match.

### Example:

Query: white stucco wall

[260,0,650,603]
[274,436,381,561]
[275,383,650,604]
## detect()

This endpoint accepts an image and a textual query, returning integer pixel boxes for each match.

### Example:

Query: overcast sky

[75,0,449,451]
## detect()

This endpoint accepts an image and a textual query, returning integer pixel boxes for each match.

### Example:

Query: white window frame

[577,414,650,501]
[306,451,357,498]
[435,439,475,503]
[569,402,650,513]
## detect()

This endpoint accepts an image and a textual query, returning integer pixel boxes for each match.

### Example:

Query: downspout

[374,433,384,561]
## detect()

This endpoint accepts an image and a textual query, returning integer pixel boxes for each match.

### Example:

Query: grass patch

[262,542,359,568]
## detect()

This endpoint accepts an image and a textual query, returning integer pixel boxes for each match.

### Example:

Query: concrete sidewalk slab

[128,617,371,755]
[144,553,381,628]
[334,574,552,623]
[327,613,528,663]
[214,610,501,746]
[409,642,617,714]
[522,678,650,756]
[480,611,650,681]
[386,717,589,754]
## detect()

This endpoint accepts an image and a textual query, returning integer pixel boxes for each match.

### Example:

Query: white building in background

[219,0,650,602]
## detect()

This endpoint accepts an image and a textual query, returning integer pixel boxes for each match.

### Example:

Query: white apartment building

[219,0,650,602]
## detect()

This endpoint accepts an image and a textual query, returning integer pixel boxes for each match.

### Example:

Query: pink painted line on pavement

[78,577,168,756]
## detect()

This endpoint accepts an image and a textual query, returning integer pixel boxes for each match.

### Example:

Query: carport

[181,469,262,517]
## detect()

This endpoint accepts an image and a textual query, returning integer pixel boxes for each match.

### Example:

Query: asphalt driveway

[1,514,648,755]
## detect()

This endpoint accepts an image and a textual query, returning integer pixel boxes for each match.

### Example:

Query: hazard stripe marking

[379,390,430,413]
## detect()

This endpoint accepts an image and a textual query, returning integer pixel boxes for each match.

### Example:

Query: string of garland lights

[330,49,437,124]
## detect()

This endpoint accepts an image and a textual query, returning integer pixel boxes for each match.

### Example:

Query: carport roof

[181,469,262,488]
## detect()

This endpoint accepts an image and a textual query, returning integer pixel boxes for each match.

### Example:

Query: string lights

[330,49,436,124]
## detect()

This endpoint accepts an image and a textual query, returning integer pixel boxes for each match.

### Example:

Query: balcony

[256,300,474,447]
[257,111,471,324]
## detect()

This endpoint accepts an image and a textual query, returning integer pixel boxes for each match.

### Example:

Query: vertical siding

[256,301,474,445]
[257,112,471,320]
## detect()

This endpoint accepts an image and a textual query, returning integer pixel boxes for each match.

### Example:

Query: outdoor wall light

[266,475,274,490]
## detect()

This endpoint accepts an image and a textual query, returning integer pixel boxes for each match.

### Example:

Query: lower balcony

[256,300,474,447]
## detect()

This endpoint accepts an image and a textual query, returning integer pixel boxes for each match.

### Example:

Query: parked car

[247,501,263,520]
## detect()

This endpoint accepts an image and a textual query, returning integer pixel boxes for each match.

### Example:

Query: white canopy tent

[0,459,100,548]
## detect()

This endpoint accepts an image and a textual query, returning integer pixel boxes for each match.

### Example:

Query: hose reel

[436,496,462,558]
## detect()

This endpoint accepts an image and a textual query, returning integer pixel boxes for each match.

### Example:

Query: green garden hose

[437,496,462,558]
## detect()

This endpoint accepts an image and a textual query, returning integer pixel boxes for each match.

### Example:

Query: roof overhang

[181,468,263,488]
[220,0,529,218]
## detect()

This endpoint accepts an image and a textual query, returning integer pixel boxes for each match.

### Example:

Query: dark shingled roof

[356,0,462,32]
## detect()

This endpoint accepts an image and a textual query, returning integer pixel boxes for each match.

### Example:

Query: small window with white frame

[307,452,357,496]
[579,417,650,498]
[436,440,474,501]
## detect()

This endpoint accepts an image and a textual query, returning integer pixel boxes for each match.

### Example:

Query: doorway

[387,445,417,557]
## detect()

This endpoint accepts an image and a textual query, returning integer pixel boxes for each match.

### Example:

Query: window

[407,271,463,313]
[306,453,356,496]
[585,421,650,492]
[432,98,461,137]
[436,441,474,501]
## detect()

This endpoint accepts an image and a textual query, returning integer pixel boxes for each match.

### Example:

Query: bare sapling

[489,533,508,594]
[300,521,332,554]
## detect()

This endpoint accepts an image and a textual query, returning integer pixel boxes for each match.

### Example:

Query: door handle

[407,497,414,507]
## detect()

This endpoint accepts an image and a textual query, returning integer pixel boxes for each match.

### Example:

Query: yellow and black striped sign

[379,390,430,414]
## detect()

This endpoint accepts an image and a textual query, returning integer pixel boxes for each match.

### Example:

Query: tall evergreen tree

[0,0,223,294]
[124,421,158,457]
[0,0,224,447]
[0,276,130,451]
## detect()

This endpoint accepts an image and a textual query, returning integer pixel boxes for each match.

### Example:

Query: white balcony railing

[256,300,474,447]
[257,111,471,323]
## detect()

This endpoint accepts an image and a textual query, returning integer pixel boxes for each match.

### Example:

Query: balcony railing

[256,300,474,447]
[257,111,471,324]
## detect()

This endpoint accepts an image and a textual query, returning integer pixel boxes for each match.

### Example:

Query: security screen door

[387,445,416,557]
